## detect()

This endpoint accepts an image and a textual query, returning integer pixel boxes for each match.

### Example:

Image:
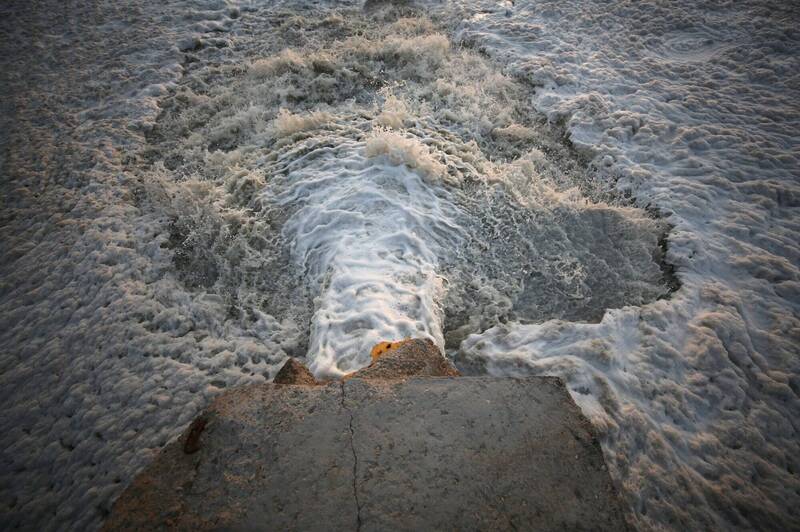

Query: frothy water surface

[264,133,464,375]
[146,5,672,378]
[0,1,688,529]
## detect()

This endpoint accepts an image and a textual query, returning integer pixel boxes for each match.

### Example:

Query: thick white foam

[265,135,463,376]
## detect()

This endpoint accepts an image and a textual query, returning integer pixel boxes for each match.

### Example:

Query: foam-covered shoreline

[2,0,797,530]
[454,0,800,529]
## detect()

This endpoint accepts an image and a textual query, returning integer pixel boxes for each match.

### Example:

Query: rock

[182,416,207,454]
[104,377,631,531]
[369,340,400,361]
[350,338,460,380]
[273,358,320,385]
[271,339,459,384]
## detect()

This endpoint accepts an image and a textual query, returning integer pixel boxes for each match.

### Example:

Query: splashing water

[263,132,465,376]
[145,5,671,380]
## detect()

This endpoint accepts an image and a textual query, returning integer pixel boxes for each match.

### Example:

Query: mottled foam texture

[3,0,796,530]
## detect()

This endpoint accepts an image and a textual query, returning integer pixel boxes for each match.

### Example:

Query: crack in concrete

[340,382,362,532]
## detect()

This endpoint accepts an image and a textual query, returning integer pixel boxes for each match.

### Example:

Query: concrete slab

[104,378,630,531]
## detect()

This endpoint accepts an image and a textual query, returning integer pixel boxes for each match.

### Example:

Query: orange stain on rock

[369,339,411,362]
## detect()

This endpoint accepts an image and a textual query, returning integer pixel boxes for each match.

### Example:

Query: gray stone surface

[104,378,631,531]
[349,338,461,380]
[273,357,321,385]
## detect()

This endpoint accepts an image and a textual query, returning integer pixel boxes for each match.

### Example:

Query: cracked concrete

[104,378,631,531]
[341,381,363,532]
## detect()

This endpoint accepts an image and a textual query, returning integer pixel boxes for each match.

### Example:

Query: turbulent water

[1,0,798,530]
[144,8,672,378]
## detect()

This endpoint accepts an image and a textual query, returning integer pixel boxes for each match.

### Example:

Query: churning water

[6,0,797,530]
[147,5,672,378]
